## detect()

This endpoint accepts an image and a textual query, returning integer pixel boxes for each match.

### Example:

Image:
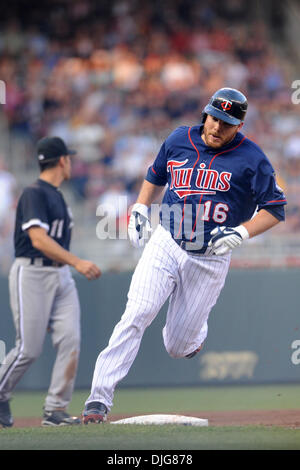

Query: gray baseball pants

[0,258,81,411]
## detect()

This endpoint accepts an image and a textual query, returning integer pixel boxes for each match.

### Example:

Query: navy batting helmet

[203,88,248,126]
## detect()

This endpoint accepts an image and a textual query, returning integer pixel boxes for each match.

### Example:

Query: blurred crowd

[0,0,299,271]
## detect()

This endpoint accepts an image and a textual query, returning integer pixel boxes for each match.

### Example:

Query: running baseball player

[82,88,287,424]
[0,136,101,428]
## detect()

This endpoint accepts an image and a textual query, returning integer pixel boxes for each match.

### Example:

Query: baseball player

[0,136,101,428]
[82,88,287,424]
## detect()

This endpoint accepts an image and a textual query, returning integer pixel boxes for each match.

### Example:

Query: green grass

[9,383,300,417]
[1,384,300,450]
[1,424,300,450]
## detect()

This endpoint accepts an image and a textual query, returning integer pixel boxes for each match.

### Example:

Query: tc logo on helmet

[221,100,232,111]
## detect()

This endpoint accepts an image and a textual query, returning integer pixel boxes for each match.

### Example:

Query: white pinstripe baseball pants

[86,224,231,411]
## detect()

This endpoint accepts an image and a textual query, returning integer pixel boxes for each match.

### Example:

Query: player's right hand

[128,203,152,248]
[74,260,102,280]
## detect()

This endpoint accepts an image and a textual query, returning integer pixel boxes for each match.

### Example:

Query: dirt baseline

[12,409,300,428]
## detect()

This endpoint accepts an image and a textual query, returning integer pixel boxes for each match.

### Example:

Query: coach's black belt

[30,258,65,267]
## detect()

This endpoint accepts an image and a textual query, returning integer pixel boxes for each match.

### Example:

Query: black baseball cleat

[185,344,203,359]
[41,410,81,426]
[82,401,107,424]
[0,400,14,428]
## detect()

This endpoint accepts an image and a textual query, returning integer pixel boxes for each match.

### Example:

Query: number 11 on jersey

[50,219,64,238]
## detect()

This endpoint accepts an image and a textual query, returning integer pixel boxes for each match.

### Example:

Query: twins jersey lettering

[167,159,231,195]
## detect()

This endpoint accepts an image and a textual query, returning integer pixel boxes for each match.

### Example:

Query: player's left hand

[128,203,152,248]
[74,260,102,280]
[208,225,249,255]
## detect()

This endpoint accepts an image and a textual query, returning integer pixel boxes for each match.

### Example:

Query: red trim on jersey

[265,199,286,203]
[151,167,157,175]
[190,134,246,240]
[175,189,216,198]
[208,136,246,166]
[175,127,201,239]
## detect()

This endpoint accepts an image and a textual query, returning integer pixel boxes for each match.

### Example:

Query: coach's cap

[37,136,76,162]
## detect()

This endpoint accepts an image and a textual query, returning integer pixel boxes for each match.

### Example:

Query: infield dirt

[13,409,300,429]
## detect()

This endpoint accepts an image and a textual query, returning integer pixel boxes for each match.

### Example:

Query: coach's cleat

[185,344,203,359]
[0,400,14,428]
[82,401,107,424]
[41,410,81,426]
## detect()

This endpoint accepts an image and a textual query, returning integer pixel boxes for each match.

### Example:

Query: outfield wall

[0,268,300,390]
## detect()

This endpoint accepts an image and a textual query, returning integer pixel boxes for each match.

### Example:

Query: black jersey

[14,179,73,259]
